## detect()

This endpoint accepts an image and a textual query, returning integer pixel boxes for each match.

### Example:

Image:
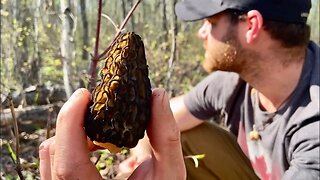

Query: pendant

[249,125,260,141]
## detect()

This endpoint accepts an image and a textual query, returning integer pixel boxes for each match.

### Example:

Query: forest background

[1,0,320,98]
[0,0,319,179]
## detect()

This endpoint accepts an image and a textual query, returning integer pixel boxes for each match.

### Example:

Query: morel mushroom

[85,32,152,152]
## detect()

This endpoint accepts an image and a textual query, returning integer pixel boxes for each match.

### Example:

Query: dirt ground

[0,127,130,180]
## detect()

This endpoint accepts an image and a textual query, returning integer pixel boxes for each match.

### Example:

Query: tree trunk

[13,0,31,89]
[161,0,168,42]
[79,0,90,61]
[60,0,75,98]
[31,0,43,85]
[12,0,21,85]
[166,0,178,97]
[0,102,63,127]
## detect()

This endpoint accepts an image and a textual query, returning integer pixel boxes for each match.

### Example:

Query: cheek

[205,36,220,51]
[210,27,226,41]
[206,40,237,63]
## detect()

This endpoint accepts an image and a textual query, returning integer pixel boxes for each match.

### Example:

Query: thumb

[54,88,92,163]
[147,88,181,152]
[146,88,186,179]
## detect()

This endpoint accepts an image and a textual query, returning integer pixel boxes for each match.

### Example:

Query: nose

[197,21,210,40]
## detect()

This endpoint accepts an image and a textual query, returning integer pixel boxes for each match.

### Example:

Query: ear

[245,10,263,44]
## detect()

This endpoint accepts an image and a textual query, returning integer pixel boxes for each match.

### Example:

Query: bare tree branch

[98,0,141,60]
[101,13,120,32]
[9,93,25,180]
[88,0,142,92]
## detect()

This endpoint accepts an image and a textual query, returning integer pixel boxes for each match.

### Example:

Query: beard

[202,26,254,74]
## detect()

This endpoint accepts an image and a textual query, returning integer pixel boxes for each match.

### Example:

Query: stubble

[202,25,260,76]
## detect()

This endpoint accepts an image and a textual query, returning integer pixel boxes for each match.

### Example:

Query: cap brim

[175,0,226,21]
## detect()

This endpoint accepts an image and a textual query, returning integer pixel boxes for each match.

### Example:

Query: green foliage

[1,0,319,96]
[3,140,17,162]
[42,58,64,85]
[4,175,14,180]
[0,0,207,96]
[94,148,130,178]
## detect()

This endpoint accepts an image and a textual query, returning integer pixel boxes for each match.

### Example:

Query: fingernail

[152,88,166,98]
[39,140,50,150]
[152,88,171,112]
[39,140,53,160]
[69,88,87,101]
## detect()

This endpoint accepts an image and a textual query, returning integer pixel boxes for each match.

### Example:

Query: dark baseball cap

[175,0,311,23]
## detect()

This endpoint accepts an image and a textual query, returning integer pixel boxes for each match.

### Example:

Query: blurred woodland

[0,0,319,179]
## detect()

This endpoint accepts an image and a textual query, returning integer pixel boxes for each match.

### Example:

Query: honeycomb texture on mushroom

[85,32,152,148]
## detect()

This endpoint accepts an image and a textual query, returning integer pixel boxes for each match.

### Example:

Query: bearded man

[172,0,319,179]
[127,0,319,179]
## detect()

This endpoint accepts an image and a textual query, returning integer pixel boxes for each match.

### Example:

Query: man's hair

[263,21,310,48]
[226,9,311,48]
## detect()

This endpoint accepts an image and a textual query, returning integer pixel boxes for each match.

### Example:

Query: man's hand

[39,88,186,180]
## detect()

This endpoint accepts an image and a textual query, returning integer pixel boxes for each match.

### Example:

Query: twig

[101,13,120,32]
[88,0,141,92]
[95,154,102,165]
[98,0,141,60]
[3,140,17,165]
[88,0,103,92]
[9,93,25,180]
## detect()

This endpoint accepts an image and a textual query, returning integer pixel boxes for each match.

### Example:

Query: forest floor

[1,128,45,179]
[0,126,130,180]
